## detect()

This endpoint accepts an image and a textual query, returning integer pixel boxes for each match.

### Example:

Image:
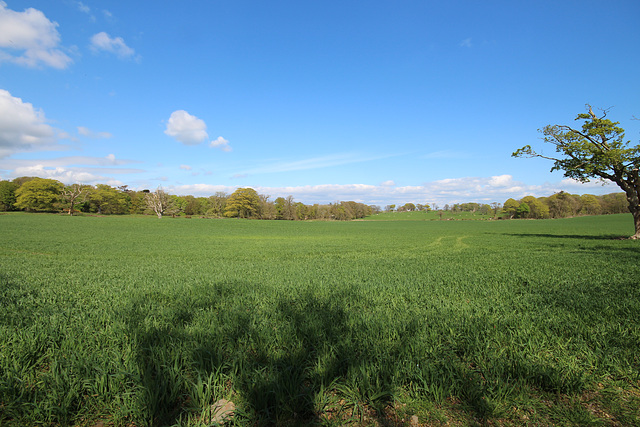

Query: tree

[516,202,530,218]
[145,187,171,218]
[88,184,130,214]
[502,198,519,219]
[580,194,602,216]
[490,202,501,219]
[207,192,228,218]
[521,196,549,219]
[61,184,89,215]
[514,105,640,238]
[0,180,18,211]
[14,178,64,212]
[224,187,260,218]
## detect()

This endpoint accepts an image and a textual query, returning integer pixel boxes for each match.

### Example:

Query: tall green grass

[1,213,638,425]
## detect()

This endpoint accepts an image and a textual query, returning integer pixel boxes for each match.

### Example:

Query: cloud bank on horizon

[0,0,638,206]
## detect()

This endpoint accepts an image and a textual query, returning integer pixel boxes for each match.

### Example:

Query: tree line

[0,175,630,222]
[0,177,379,220]
[500,191,628,219]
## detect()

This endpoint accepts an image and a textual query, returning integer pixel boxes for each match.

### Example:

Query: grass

[1,213,639,426]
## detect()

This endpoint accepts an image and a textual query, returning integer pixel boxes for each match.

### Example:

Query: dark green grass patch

[1,213,638,425]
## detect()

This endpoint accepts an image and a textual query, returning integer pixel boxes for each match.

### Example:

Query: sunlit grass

[1,213,638,425]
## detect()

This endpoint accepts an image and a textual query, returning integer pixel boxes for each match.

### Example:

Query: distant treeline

[0,177,629,220]
[383,192,629,219]
[0,177,378,220]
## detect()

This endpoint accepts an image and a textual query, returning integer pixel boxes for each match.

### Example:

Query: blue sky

[1,0,639,206]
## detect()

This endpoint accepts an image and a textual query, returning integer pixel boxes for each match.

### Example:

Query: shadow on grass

[117,276,640,425]
[502,232,631,240]
[121,282,417,425]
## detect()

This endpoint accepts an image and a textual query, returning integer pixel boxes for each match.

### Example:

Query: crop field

[1,213,639,426]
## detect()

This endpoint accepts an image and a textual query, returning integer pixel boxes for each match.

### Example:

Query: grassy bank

[1,213,639,425]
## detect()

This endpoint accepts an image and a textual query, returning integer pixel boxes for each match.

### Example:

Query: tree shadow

[116,275,640,426]
[502,232,629,240]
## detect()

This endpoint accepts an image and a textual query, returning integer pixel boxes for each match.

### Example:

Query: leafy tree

[514,105,640,238]
[403,202,416,212]
[88,184,130,214]
[546,191,580,218]
[12,176,37,187]
[258,194,276,219]
[502,198,519,219]
[0,180,18,211]
[517,202,530,218]
[14,178,64,212]
[168,195,186,217]
[600,192,627,214]
[521,196,549,219]
[580,194,602,216]
[128,191,148,214]
[294,202,308,220]
[183,195,204,216]
[224,187,260,218]
[207,192,228,218]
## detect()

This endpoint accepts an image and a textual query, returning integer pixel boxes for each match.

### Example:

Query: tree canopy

[14,178,64,212]
[513,106,640,238]
[225,188,261,218]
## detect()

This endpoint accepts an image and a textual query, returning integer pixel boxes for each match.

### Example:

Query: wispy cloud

[238,152,399,176]
[459,38,472,48]
[78,126,112,139]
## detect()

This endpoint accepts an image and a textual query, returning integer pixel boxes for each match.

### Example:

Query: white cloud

[381,180,395,186]
[488,174,513,187]
[210,136,231,152]
[167,174,618,206]
[0,89,58,158]
[165,110,209,145]
[90,32,135,59]
[180,164,192,170]
[165,111,232,152]
[12,164,110,184]
[0,2,72,69]
[78,126,112,139]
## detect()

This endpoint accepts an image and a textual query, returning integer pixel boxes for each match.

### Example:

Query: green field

[1,213,639,426]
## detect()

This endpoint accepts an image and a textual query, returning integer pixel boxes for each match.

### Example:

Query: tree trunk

[632,209,640,240]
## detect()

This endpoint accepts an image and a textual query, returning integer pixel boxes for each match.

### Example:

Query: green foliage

[88,184,130,214]
[224,187,261,218]
[0,180,18,211]
[517,202,530,218]
[14,177,64,211]
[502,198,519,218]
[513,106,640,237]
[1,214,638,425]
